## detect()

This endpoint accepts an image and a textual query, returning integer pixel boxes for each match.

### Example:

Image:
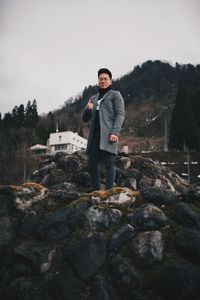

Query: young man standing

[82,68,125,191]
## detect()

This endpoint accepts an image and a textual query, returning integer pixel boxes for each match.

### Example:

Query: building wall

[49,131,87,154]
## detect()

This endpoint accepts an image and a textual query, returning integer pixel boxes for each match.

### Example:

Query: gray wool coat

[82,89,125,155]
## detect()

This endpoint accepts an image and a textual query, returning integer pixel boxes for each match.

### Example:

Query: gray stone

[109,255,141,293]
[7,276,45,300]
[0,217,15,248]
[47,270,83,300]
[89,275,117,300]
[141,186,177,206]
[117,157,131,171]
[14,240,55,272]
[0,195,10,216]
[68,232,107,281]
[104,189,136,206]
[127,168,142,180]
[57,156,81,173]
[109,224,135,254]
[132,231,164,265]
[175,227,200,262]
[34,206,76,240]
[72,171,91,187]
[188,185,200,201]
[138,178,153,189]
[175,202,200,229]
[159,261,200,300]
[83,206,122,230]
[134,203,170,230]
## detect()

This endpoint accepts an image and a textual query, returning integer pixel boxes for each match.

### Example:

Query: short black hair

[98,68,112,79]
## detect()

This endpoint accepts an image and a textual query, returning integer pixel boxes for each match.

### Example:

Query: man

[82,68,125,191]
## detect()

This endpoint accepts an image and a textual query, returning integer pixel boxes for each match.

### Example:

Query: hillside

[45,60,199,152]
[0,60,200,185]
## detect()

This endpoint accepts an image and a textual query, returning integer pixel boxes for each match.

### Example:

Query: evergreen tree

[31,99,39,127]
[3,112,12,128]
[25,100,32,127]
[11,106,19,127]
[17,104,25,127]
[25,100,38,128]
[169,84,200,150]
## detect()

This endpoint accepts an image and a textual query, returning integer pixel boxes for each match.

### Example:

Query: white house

[47,131,87,155]
[30,144,49,155]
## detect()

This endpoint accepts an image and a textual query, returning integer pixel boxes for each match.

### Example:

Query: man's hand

[86,98,93,110]
[109,134,118,143]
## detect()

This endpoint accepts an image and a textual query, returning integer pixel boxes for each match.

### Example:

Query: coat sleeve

[110,91,125,136]
[81,107,92,123]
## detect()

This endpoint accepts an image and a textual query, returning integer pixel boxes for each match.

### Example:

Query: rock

[18,212,40,237]
[175,202,200,229]
[0,217,15,248]
[141,161,160,179]
[158,261,200,300]
[103,189,136,206]
[89,275,117,300]
[6,276,45,300]
[138,178,153,189]
[132,156,145,169]
[127,168,142,181]
[68,232,107,281]
[34,206,75,241]
[123,177,137,190]
[57,156,81,173]
[83,206,122,230]
[0,185,13,196]
[175,227,200,262]
[47,270,83,300]
[14,240,55,272]
[134,203,170,230]
[109,224,135,254]
[109,255,142,294]
[115,168,126,186]
[116,157,131,171]
[55,190,79,203]
[188,185,200,201]
[131,231,164,265]
[141,186,177,206]
[0,151,197,300]
[72,171,91,187]
[0,195,10,216]
[14,183,47,212]
[41,168,66,186]
[39,162,57,177]
[174,183,189,196]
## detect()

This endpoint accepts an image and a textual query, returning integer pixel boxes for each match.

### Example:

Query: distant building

[47,131,87,155]
[30,144,49,155]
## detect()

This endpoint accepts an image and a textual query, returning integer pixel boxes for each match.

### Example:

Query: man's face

[98,73,112,89]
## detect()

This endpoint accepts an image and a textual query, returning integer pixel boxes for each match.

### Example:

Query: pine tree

[25,100,32,127]
[17,104,25,127]
[169,84,200,150]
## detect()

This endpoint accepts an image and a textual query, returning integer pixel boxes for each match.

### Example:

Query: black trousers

[87,133,116,191]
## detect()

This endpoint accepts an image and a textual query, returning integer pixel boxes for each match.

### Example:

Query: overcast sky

[0,0,200,116]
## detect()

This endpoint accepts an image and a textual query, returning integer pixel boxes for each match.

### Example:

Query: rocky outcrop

[0,150,200,300]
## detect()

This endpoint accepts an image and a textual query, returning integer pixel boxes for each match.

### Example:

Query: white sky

[0,0,200,116]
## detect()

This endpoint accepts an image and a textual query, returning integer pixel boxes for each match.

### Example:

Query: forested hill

[39,60,200,150]
[0,60,200,184]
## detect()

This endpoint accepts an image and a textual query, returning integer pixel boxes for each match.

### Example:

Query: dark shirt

[93,85,112,135]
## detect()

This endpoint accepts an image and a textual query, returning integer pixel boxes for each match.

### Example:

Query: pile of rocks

[0,150,200,300]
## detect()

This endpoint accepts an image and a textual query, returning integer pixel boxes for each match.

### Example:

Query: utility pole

[164,119,168,152]
[186,146,191,184]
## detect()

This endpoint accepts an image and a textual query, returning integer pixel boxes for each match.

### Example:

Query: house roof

[30,144,48,150]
